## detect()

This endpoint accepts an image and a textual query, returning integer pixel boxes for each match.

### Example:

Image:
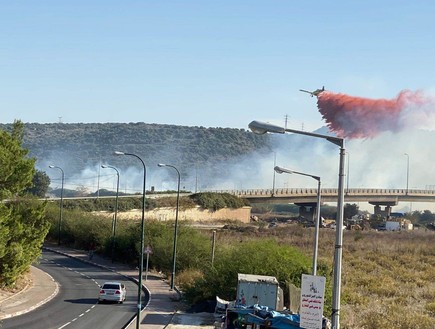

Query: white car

[98,281,126,303]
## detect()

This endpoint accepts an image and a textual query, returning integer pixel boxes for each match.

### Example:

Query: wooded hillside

[0,122,272,190]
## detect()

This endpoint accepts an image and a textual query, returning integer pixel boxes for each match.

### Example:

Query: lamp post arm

[249,120,344,147]
[284,128,343,147]
[290,170,320,182]
[274,166,320,182]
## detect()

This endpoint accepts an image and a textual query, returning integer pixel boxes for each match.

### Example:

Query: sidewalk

[0,244,216,328]
[0,266,59,320]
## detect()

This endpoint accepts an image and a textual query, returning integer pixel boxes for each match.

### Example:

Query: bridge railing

[212,188,435,197]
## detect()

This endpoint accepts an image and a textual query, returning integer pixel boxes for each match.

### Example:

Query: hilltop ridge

[0,122,272,191]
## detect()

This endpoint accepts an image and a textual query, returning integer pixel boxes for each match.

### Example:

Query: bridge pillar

[369,201,397,218]
[295,202,317,222]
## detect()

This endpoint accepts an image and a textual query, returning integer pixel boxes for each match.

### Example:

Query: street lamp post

[157,163,181,291]
[114,151,146,329]
[249,120,345,329]
[346,152,350,194]
[404,153,409,195]
[101,165,120,263]
[49,165,64,246]
[272,152,277,196]
[274,165,321,276]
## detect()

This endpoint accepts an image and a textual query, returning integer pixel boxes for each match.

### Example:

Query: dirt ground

[0,272,32,302]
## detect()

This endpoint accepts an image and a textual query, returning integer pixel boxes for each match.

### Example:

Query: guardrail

[40,188,435,203]
[212,188,435,196]
[209,188,435,203]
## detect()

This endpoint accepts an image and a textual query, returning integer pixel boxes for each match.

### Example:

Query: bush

[45,203,111,250]
[61,197,145,212]
[182,239,311,306]
[144,220,211,274]
[189,192,249,211]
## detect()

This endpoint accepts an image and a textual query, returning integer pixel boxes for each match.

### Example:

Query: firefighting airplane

[299,86,325,97]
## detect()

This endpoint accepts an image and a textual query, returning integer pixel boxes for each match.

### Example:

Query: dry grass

[215,223,435,329]
[338,230,435,329]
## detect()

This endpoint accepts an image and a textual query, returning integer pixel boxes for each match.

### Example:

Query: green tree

[344,203,359,219]
[1,199,50,285]
[0,121,35,199]
[25,170,51,197]
[418,210,435,225]
[0,121,49,286]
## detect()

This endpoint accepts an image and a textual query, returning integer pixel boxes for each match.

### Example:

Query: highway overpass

[220,188,435,204]
[44,188,435,217]
[45,188,435,204]
[215,188,435,217]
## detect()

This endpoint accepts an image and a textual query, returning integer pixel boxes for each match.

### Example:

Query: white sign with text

[300,274,326,329]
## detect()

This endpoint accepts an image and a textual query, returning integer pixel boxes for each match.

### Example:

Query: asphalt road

[1,250,139,329]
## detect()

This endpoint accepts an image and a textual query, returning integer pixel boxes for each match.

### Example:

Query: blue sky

[2,1,435,130]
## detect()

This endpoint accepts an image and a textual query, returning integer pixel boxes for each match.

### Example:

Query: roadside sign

[144,245,153,254]
[300,274,326,329]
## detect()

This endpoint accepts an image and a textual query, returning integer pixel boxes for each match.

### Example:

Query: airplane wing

[300,86,324,97]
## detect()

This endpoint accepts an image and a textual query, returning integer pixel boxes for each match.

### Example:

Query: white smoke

[43,125,435,213]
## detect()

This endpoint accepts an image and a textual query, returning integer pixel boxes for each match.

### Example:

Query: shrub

[182,239,311,306]
[144,220,211,275]
[189,192,249,211]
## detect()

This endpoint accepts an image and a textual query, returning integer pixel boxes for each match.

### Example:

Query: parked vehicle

[98,281,126,303]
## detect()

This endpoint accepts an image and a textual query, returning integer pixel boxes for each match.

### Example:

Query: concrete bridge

[45,188,435,218]
[216,188,435,217]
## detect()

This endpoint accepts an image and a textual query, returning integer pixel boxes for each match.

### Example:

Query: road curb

[0,267,59,320]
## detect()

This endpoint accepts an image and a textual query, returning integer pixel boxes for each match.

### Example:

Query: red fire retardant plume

[317,90,432,139]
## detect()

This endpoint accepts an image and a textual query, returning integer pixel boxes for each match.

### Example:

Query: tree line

[0,122,271,182]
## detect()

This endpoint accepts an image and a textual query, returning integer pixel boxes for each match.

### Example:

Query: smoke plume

[317,90,435,139]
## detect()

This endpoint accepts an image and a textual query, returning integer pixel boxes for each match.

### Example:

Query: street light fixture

[274,165,321,276]
[249,120,345,329]
[404,153,409,195]
[157,163,181,291]
[101,165,120,263]
[48,165,64,246]
[114,151,146,329]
